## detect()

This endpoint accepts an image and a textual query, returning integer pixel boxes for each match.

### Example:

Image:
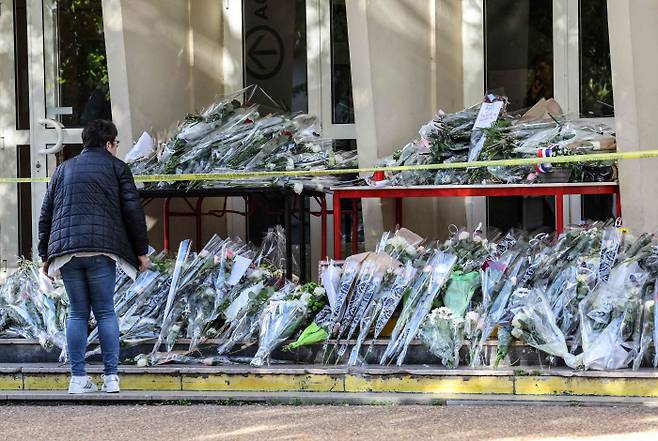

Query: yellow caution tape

[1,149,656,184]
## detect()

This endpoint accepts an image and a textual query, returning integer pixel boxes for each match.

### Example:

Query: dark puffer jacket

[38,147,149,269]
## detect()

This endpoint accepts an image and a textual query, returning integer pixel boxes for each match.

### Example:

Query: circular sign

[245,25,285,80]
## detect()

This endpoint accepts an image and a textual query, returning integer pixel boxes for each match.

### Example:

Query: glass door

[0,0,30,275]
[26,0,111,256]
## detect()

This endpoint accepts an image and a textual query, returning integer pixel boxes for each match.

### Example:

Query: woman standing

[38,120,150,394]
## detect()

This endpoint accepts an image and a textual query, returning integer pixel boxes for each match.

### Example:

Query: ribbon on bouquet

[1,148,658,184]
[534,147,555,174]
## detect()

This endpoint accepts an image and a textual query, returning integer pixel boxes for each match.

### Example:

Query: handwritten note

[473,101,504,129]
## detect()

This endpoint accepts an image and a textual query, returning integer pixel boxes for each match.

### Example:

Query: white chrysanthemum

[515,312,528,322]
[313,287,326,297]
[135,354,148,368]
[458,231,470,241]
[310,143,322,153]
[386,236,408,249]
[248,269,265,280]
[404,245,417,256]
[465,311,480,323]
[293,183,304,194]
[511,328,524,339]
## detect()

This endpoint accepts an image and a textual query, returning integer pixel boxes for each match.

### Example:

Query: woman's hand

[41,261,53,280]
[138,255,151,273]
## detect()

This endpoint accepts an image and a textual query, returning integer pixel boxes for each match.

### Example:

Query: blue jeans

[60,256,118,376]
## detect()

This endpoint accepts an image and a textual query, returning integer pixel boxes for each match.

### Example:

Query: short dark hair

[82,119,118,148]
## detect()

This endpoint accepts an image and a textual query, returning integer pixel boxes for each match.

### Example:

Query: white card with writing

[473,101,504,129]
[227,255,252,286]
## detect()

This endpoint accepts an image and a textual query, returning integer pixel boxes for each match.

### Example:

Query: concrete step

[0,337,580,367]
[4,390,658,407]
[2,363,658,399]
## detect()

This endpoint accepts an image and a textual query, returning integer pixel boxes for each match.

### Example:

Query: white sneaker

[102,374,120,393]
[68,376,98,394]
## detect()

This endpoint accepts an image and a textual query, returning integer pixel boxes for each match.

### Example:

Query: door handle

[37,118,65,154]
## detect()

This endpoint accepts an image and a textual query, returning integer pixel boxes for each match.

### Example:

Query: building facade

[0,0,657,274]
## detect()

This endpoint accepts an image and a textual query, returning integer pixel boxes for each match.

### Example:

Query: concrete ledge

[3,390,658,407]
[2,364,658,397]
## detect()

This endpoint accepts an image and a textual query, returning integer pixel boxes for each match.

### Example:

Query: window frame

[463,0,616,230]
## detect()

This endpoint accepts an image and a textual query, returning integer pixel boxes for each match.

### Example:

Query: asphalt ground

[1,404,658,441]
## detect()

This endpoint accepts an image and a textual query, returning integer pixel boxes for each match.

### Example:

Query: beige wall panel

[607,0,658,233]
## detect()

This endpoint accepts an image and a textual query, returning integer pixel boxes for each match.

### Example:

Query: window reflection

[44,0,112,127]
[485,0,553,111]
[580,0,614,117]
[331,0,354,124]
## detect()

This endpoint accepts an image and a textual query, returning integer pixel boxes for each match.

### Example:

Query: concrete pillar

[103,0,223,152]
[102,0,225,249]
[346,0,467,247]
[607,0,658,233]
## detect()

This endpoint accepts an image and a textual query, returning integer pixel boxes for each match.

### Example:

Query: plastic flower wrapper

[470,253,529,367]
[381,250,457,366]
[347,267,400,366]
[381,228,424,263]
[493,326,513,368]
[254,226,289,272]
[0,260,68,357]
[597,226,622,284]
[323,253,369,353]
[216,279,291,355]
[333,253,400,362]
[284,305,332,350]
[441,224,490,273]
[186,275,219,352]
[442,271,480,318]
[131,85,358,191]
[320,261,342,314]
[151,239,192,354]
[509,288,579,368]
[331,256,380,360]
[579,260,647,370]
[251,297,308,367]
[632,290,655,370]
[420,307,465,368]
[358,261,419,363]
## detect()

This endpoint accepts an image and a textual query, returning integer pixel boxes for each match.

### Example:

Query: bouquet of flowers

[128,86,358,191]
[0,259,67,359]
[372,96,617,187]
[420,307,465,368]
[251,282,327,366]
[381,250,457,366]
[509,288,579,368]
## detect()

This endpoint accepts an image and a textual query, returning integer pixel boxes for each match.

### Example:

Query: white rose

[404,246,417,256]
[136,357,148,368]
[458,231,470,241]
[293,183,304,194]
[310,143,322,153]
[466,311,480,322]
[511,328,524,339]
